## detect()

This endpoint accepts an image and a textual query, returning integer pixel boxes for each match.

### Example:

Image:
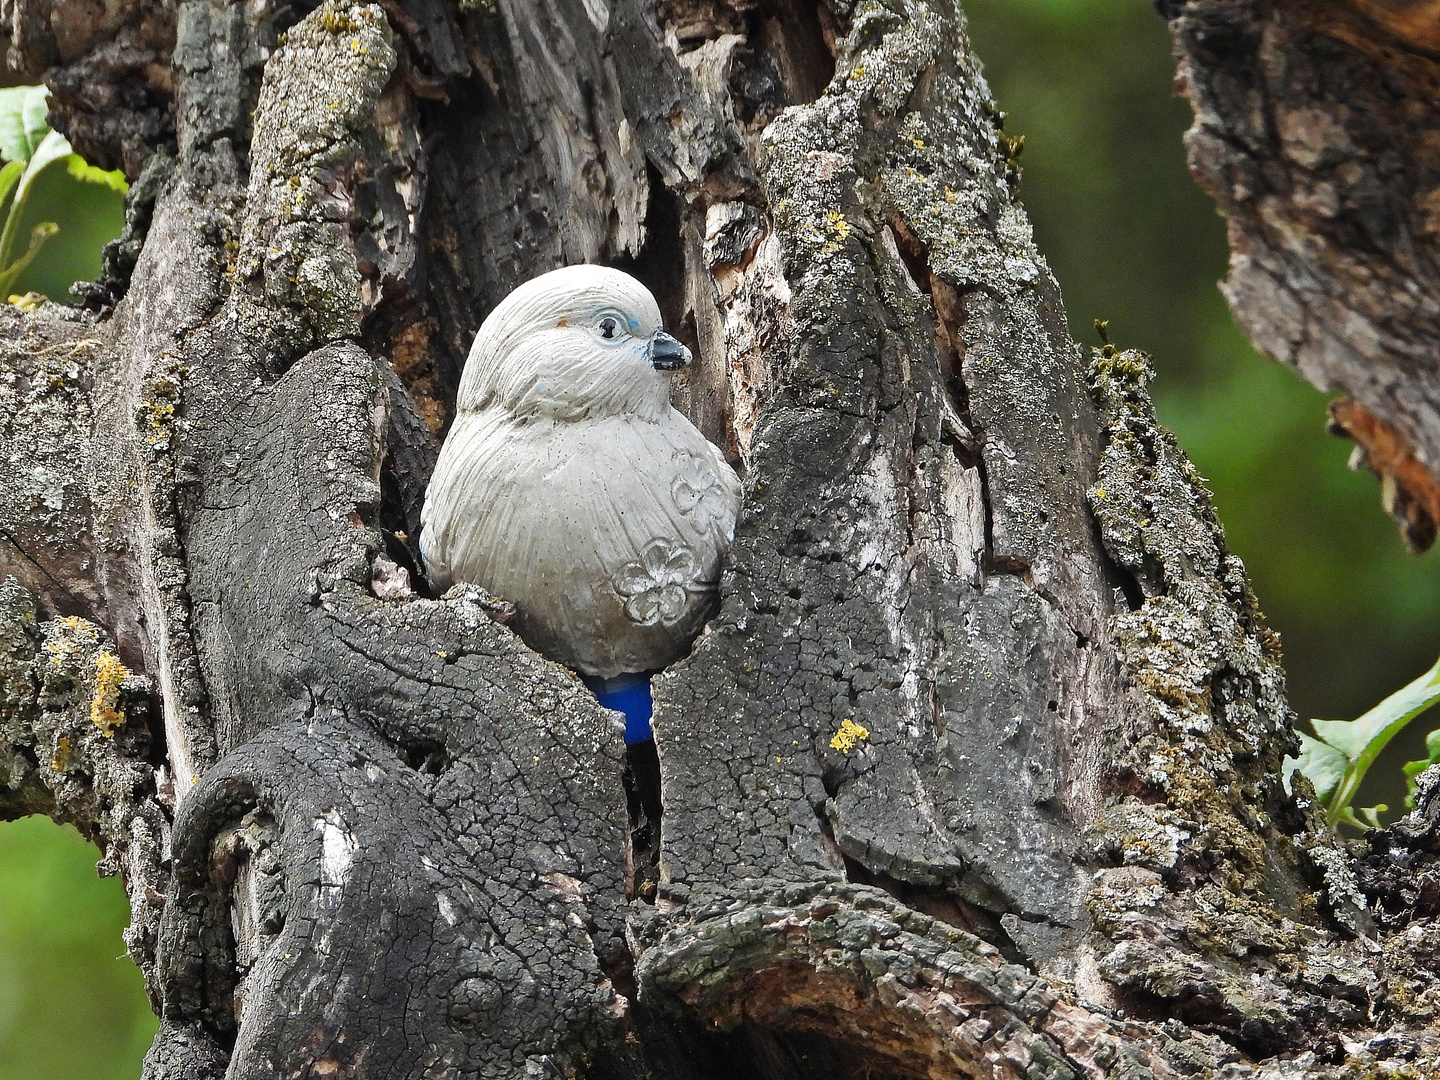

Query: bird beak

[649,331,691,371]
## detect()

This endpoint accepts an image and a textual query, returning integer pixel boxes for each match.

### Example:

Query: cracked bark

[2,0,1437,1077]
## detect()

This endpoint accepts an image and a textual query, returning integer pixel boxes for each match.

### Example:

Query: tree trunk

[0,0,1432,1077]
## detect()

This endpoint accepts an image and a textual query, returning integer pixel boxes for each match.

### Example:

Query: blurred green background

[12,156,124,300]
[0,818,156,1080]
[4,1,1440,1075]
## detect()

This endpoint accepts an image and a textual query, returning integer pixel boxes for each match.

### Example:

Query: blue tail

[582,672,654,744]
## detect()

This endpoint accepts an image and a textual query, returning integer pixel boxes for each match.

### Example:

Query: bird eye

[598,316,619,340]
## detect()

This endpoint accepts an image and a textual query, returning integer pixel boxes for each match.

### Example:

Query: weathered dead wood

[1166,0,1440,552]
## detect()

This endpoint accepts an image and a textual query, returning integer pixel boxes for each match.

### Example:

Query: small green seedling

[1288,653,1440,829]
[1403,727,1440,806]
[0,85,126,297]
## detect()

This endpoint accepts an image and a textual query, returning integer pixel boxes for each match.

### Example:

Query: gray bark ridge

[1,0,1429,1075]
[656,0,1111,943]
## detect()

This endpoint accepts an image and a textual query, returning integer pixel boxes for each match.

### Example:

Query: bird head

[456,265,692,421]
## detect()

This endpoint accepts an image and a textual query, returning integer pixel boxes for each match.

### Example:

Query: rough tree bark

[1164,0,1440,555]
[1,0,1436,1077]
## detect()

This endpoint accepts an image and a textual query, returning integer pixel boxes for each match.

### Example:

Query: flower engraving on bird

[671,450,730,527]
[614,539,704,626]
[420,265,742,707]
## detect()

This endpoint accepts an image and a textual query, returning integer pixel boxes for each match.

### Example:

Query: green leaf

[1403,727,1440,807]
[1329,653,1440,821]
[0,129,72,270]
[0,84,125,295]
[1355,804,1388,830]
[0,86,52,164]
[20,128,74,191]
[1335,653,1440,754]
[0,220,57,296]
[0,160,24,218]
[1294,653,1440,828]
[1309,717,1369,759]
[1290,730,1347,802]
[65,154,127,192]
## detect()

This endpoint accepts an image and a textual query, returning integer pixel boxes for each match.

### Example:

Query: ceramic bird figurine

[419,265,741,742]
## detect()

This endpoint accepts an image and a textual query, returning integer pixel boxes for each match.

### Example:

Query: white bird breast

[419,265,742,679]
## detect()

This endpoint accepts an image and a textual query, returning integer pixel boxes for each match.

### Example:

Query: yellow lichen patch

[830,718,870,754]
[318,3,359,33]
[1183,882,1306,958]
[8,291,45,310]
[44,616,101,666]
[1148,741,1267,887]
[50,736,71,771]
[136,356,186,450]
[91,651,126,736]
[804,208,854,257]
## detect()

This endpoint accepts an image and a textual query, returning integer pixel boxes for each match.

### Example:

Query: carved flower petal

[623,589,666,626]
[673,479,701,513]
[655,584,690,625]
[613,562,653,597]
[693,488,725,525]
[660,544,697,579]
[671,451,722,520]
[639,538,677,574]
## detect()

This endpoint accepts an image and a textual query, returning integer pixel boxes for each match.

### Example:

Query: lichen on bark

[0,578,171,1004]
[1077,342,1432,1066]
[233,0,397,354]
[1085,343,1296,841]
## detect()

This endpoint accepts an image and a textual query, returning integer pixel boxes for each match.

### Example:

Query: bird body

[420,266,741,685]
